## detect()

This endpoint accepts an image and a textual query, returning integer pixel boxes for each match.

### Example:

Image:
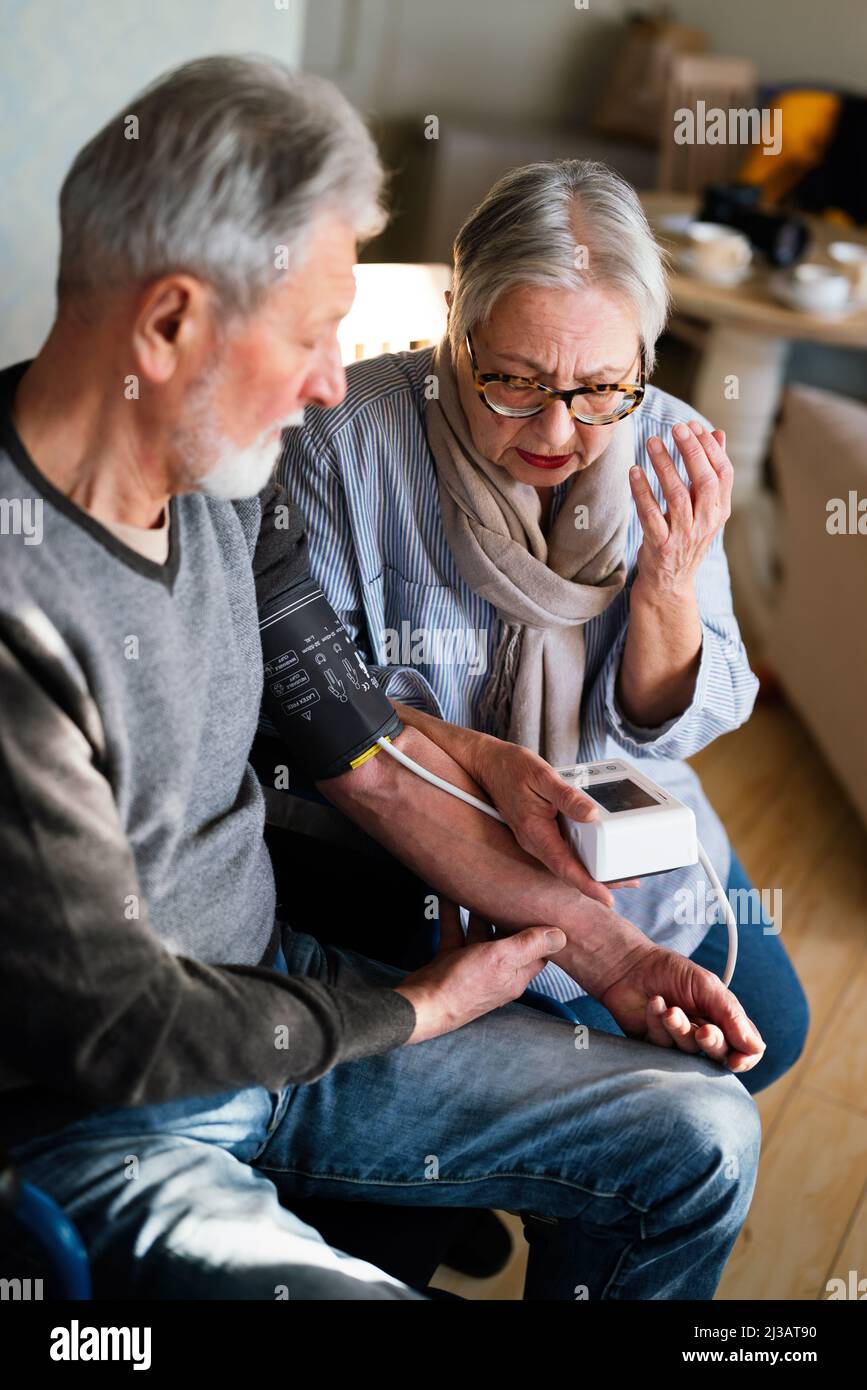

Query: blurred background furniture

[763,385,867,830]
[641,191,867,651]
[644,191,867,500]
[368,117,658,266]
[657,53,757,192]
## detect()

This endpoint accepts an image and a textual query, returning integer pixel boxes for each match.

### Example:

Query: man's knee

[668,1068,762,1212]
[603,1060,762,1217]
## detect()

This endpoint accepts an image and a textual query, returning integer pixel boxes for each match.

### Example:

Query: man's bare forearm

[316,724,652,998]
[392,701,488,775]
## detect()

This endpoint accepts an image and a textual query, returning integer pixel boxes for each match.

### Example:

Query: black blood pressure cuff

[258,579,403,782]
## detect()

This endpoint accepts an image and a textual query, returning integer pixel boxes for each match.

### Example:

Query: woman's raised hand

[630,420,733,594]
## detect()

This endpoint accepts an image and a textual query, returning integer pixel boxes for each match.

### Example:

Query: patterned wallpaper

[0,0,306,362]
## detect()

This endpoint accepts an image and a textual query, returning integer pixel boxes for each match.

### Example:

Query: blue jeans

[8,923,762,1301]
[559,852,810,1096]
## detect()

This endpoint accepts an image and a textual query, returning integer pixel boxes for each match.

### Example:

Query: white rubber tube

[375,737,738,986]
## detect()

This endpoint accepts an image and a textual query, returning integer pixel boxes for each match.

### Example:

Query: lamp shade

[337,262,451,365]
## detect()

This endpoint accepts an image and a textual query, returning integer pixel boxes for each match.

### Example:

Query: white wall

[303,0,630,126]
[305,0,866,127]
[671,0,867,95]
[0,0,306,363]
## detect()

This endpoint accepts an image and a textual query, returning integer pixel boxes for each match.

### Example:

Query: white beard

[193,425,285,500]
[174,359,306,500]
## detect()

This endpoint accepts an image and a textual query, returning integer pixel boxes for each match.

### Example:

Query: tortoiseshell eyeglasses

[466,330,646,425]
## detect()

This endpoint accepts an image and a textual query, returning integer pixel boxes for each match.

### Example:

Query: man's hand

[395,919,567,1044]
[598,942,766,1075]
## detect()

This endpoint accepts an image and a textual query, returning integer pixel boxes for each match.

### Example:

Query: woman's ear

[444,289,452,312]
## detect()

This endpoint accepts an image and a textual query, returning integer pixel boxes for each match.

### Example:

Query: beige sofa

[765,383,867,829]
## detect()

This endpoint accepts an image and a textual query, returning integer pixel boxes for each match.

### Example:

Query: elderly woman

[280,159,808,1092]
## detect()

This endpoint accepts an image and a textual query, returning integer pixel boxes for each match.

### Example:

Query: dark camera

[697,184,809,267]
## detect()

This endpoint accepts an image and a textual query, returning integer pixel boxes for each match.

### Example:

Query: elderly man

[0,55,762,1301]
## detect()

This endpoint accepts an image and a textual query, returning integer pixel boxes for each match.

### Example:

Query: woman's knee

[739,972,810,1094]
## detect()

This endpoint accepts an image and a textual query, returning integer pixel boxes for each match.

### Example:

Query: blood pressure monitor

[556,758,698,881]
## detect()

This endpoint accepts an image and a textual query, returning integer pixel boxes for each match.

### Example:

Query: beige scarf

[425,334,634,767]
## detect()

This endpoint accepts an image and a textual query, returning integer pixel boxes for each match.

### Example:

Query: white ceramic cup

[777,263,852,313]
[828,242,867,304]
[684,222,752,284]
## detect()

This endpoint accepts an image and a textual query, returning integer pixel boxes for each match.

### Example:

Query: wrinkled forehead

[477,284,641,379]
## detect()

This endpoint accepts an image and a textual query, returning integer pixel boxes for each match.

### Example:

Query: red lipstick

[515,449,573,471]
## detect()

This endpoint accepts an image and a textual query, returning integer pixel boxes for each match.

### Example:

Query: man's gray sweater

[0,359,416,1150]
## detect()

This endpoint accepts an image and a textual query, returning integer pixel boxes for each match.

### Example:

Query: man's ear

[132,275,212,385]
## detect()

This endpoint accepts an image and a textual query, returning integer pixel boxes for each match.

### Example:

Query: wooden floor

[431,695,867,1300]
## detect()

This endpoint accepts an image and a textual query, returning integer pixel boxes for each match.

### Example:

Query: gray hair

[448,160,669,374]
[57,54,387,319]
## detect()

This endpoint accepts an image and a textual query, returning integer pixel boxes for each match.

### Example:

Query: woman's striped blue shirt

[279,347,759,1002]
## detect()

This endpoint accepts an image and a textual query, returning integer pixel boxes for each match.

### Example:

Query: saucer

[768,270,857,316]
